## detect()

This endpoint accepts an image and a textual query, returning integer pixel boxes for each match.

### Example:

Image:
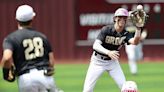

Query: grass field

[0,61,164,92]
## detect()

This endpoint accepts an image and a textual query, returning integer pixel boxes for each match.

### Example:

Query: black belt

[18,67,46,76]
[94,52,111,60]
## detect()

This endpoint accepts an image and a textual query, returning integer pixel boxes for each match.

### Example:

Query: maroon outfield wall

[0,0,164,62]
[0,0,76,61]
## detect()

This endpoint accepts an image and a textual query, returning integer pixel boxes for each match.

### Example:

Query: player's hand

[44,67,55,76]
[107,50,120,60]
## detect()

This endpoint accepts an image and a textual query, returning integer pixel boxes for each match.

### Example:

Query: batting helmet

[121,81,138,92]
[114,8,129,17]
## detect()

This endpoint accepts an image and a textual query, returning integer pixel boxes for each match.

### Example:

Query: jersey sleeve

[39,32,52,53]
[43,37,52,53]
[97,26,107,41]
[3,37,14,51]
[46,40,52,53]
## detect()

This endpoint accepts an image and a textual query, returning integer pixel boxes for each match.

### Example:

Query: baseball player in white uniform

[125,26,147,75]
[83,8,142,92]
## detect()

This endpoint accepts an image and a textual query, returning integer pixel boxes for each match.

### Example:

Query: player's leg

[125,45,137,74]
[18,69,57,92]
[107,60,126,89]
[18,73,39,92]
[41,76,57,92]
[136,43,143,61]
[128,57,137,74]
[83,61,105,92]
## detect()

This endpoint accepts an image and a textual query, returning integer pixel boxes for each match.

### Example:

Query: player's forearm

[133,28,141,44]
[1,58,12,68]
[1,49,13,68]
[49,52,55,67]
[93,39,109,55]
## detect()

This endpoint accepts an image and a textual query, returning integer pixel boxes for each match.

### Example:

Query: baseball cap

[16,5,36,22]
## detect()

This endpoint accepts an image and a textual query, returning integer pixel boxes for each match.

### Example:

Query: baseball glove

[3,65,16,82]
[129,9,148,28]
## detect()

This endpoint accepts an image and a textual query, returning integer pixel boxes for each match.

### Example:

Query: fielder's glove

[129,9,148,28]
[3,65,16,82]
[44,67,54,76]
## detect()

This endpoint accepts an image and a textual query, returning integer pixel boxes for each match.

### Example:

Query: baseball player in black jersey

[1,5,59,92]
[83,8,141,92]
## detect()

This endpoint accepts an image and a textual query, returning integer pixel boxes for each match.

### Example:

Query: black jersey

[97,25,133,51]
[3,28,52,75]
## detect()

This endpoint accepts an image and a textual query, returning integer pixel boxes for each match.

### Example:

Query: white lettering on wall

[80,13,114,26]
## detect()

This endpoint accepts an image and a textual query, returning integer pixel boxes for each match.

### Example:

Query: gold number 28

[23,37,44,60]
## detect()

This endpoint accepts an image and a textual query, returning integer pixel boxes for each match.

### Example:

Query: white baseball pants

[18,68,57,92]
[83,53,126,92]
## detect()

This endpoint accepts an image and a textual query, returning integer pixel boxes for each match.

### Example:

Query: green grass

[0,62,164,92]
